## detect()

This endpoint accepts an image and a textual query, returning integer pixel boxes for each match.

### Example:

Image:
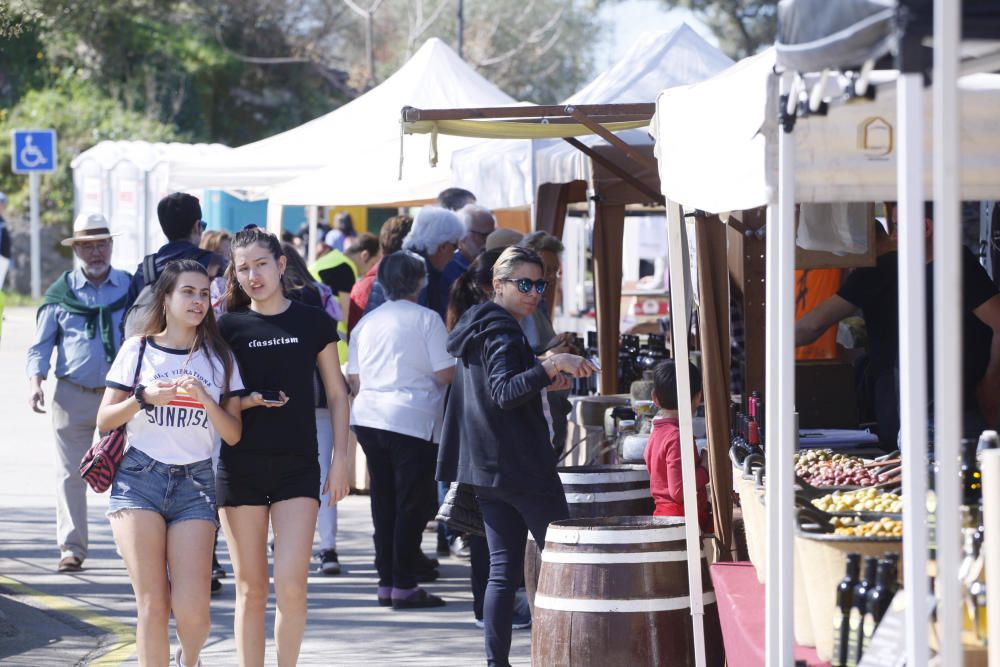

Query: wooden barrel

[532,516,724,667]
[526,465,654,613]
[558,464,655,518]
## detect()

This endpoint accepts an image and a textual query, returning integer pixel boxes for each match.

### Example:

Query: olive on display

[811,488,903,514]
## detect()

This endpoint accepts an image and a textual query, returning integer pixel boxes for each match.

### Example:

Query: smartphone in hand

[260,390,284,405]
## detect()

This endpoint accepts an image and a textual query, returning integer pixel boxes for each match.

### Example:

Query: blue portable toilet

[201,190,307,234]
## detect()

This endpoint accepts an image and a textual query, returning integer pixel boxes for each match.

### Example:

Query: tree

[0,85,182,229]
[663,0,778,59]
[328,0,602,103]
[3,0,355,145]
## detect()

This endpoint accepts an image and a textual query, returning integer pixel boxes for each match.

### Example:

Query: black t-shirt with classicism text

[219,300,338,458]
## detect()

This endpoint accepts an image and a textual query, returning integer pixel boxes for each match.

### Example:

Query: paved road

[0,306,531,666]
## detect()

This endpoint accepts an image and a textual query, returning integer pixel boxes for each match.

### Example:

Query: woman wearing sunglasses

[437,246,597,667]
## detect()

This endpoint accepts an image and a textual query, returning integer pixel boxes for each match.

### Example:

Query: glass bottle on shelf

[832,553,860,667]
[732,411,748,461]
[846,556,878,667]
[861,560,896,655]
[746,414,764,457]
[749,390,763,441]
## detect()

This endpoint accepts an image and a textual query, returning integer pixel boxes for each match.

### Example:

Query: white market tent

[448,24,734,211]
[168,37,518,206]
[651,19,1000,666]
[259,38,519,227]
[652,48,1000,211]
[71,140,232,270]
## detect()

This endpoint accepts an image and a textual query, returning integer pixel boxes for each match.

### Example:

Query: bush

[0,84,183,230]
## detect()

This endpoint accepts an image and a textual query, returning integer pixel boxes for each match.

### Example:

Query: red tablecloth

[710,562,830,667]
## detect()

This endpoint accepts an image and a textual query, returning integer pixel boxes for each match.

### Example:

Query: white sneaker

[175,646,202,667]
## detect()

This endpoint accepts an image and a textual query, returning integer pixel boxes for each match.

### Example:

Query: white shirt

[107,337,245,464]
[348,299,454,442]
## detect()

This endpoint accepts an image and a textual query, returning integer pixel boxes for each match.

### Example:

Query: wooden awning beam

[401,103,655,123]
[566,106,659,172]
[563,138,665,205]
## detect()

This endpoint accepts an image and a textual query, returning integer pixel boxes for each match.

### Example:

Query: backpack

[121,248,215,338]
[122,255,160,339]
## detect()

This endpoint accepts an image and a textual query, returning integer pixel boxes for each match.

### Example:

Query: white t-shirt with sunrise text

[107,337,244,465]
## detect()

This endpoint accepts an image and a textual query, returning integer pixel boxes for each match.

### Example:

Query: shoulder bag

[79,336,147,493]
[436,481,485,537]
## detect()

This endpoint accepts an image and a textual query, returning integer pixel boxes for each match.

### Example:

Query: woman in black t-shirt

[217,227,352,666]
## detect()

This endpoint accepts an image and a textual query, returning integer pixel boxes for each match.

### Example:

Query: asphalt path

[0,306,531,666]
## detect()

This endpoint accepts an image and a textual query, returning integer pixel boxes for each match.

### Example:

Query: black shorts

[216,453,321,507]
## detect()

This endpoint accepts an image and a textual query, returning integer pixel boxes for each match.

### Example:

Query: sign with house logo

[857,117,893,160]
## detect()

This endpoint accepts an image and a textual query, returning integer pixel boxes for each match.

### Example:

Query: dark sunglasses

[198,220,208,232]
[503,278,548,295]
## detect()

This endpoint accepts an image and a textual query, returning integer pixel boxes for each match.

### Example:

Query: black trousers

[474,485,569,667]
[354,426,437,589]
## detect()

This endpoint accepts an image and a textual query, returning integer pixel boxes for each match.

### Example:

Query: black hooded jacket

[436,301,562,494]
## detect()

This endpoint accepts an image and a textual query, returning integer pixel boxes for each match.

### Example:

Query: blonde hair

[492,246,544,281]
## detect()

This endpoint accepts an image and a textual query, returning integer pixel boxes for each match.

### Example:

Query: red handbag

[80,337,147,493]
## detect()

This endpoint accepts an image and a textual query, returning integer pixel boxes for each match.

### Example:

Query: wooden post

[727,208,766,398]
[593,202,625,395]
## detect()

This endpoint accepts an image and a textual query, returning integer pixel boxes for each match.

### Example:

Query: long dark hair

[280,241,322,302]
[223,226,287,312]
[446,248,503,331]
[140,259,235,394]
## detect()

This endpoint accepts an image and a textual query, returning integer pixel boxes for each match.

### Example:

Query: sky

[593,0,719,74]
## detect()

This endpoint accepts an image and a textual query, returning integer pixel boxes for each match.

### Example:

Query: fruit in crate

[795,450,883,487]
[833,517,903,537]
[811,488,903,514]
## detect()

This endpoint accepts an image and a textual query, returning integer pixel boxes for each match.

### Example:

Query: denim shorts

[107,447,218,527]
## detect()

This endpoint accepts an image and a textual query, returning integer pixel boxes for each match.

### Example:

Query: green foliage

[0,85,182,229]
[663,0,778,59]
[4,1,352,146]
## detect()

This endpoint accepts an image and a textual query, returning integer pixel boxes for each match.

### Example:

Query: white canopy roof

[72,140,231,171]
[448,24,733,210]
[651,48,1000,213]
[169,38,517,200]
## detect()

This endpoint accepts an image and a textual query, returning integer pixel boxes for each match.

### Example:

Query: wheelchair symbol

[20,136,48,168]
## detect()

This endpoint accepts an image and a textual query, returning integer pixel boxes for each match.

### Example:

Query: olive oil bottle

[832,553,861,667]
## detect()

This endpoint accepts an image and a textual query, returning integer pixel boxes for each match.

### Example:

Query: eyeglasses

[75,239,111,252]
[198,220,208,232]
[502,278,548,295]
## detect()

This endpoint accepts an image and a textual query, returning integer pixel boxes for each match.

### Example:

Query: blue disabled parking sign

[11,129,57,174]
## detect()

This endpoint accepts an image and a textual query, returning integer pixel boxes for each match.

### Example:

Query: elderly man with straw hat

[26,212,131,572]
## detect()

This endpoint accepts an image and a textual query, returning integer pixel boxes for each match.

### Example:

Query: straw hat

[61,212,119,246]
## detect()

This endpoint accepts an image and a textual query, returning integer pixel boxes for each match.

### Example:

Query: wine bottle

[750,390,764,442]
[861,560,895,655]
[746,415,764,456]
[846,557,878,667]
[832,553,860,667]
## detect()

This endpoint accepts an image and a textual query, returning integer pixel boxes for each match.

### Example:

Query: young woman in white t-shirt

[98,259,243,667]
